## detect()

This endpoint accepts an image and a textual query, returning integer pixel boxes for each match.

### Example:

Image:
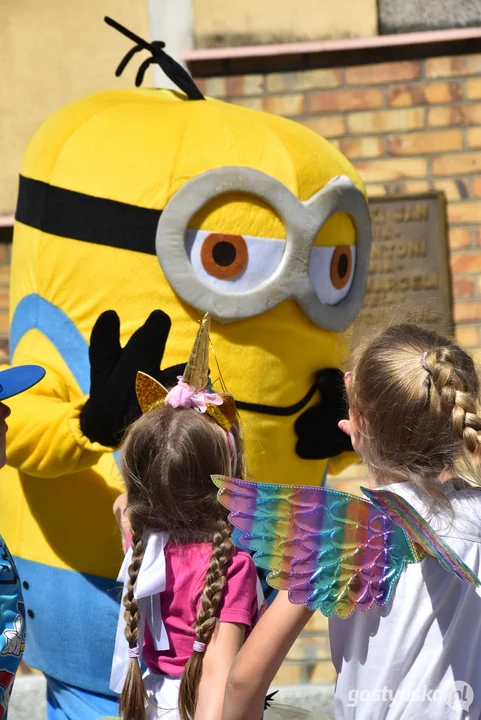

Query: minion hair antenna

[104,16,204,100]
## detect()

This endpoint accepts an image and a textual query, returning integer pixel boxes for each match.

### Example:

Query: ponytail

[119,529,147,720]
[178,519,233,720]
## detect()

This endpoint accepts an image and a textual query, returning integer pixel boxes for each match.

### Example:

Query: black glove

[295,368,353,459]
[80,309,185,446]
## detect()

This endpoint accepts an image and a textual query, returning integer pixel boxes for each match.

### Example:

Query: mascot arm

[6,390,112,478]
[5,309,182,477]
[5,332,113,478]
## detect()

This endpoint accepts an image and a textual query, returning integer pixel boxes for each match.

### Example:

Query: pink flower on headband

[165,377,223,413]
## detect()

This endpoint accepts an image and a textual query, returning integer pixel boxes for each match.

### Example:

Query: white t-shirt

[329,481,481,720]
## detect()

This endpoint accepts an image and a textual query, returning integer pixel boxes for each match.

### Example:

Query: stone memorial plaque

[357,192,453,336]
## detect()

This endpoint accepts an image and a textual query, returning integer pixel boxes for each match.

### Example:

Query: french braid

[178,518,234,720]
[424,347,481,455]
[119,529,147,720]
[348,323,481,500]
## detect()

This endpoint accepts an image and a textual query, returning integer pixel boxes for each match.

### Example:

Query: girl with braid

[109,316,261,720]
[223,324,481,720]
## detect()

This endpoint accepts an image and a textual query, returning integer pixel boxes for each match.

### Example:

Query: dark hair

[119,405,244,720]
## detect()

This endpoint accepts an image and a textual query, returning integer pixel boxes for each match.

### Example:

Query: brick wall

[195,53,481,358]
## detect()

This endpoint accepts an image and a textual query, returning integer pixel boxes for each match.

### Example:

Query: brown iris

[200,233,248,279]
[330,246,353,289]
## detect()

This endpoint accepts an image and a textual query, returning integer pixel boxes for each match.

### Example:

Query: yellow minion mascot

[3,18,371,719]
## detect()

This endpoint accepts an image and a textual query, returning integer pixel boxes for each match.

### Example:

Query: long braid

[119,529,147,720]
[424,348,481,455]
[178,519,234,720]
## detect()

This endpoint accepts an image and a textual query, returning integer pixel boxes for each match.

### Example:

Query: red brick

[231,97,262,111]
[466,128,481,148]
[451,253,481,273]
[262,93,305,116]
[434,179,470,201]
[449,228,473,249]
[388,129,462,155]
[467,77,481,99]
[0,290,9,313]
[433,153,481,176]
[388,81,462,107]
[426,54,481,78]
[348,108,425,134]
[0,266,10,287]
[345,60,421,86]
[194,78,207,95]
[353,158,427,183]
[297,115,346,138]
[369,181,431,196]
[197,77,225,97]
[196,75,265,98]
[448,202,481,224]
[310,661,337,684]
[337,136,384,159]
[308,89,384,113]
[403,181,432,193]
[473,178,481,197]
[454,301,481,323]
[366,184,387,197]
[227,75,261,97]
[305,612,328,632]
[452,277,475,298]
[455,325,479,347]
[274,665,302,684]
[266,69,341,93]
[428,104,481,127]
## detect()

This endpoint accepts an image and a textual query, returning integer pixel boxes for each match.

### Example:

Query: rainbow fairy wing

[212,476,417,618]
[363,487,480,587]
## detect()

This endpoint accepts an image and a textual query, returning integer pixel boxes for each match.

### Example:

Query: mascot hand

[80,310,185,446]
[294,368,353,459]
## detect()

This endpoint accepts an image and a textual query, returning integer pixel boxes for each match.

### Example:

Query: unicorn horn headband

[135,314,237,432]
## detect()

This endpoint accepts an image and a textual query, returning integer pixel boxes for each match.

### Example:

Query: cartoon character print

[0,542,18,587]
[0,669,15,720]
[1,602,25,658]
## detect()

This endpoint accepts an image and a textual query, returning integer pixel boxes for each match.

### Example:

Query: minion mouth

[235,381,318,416]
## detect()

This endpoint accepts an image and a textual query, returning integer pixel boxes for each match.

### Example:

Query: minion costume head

[2,18,371,713]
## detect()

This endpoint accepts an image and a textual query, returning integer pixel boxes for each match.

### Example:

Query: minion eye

[185,229,285,292]
[199,233,248,280]
[309,245,356,305]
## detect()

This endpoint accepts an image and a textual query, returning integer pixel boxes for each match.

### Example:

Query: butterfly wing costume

[212,476,480,618]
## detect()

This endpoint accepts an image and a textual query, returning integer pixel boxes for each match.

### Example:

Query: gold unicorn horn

[182,313,210,390]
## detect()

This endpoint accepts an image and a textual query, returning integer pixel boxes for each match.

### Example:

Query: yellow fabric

[5,89,367,577]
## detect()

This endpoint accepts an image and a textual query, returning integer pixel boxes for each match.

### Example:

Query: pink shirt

[142,542,258,677]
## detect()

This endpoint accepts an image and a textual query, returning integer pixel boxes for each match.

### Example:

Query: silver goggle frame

[156,167,372,332]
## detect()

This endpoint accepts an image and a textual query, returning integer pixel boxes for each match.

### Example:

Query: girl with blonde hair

[220,323,481,720]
